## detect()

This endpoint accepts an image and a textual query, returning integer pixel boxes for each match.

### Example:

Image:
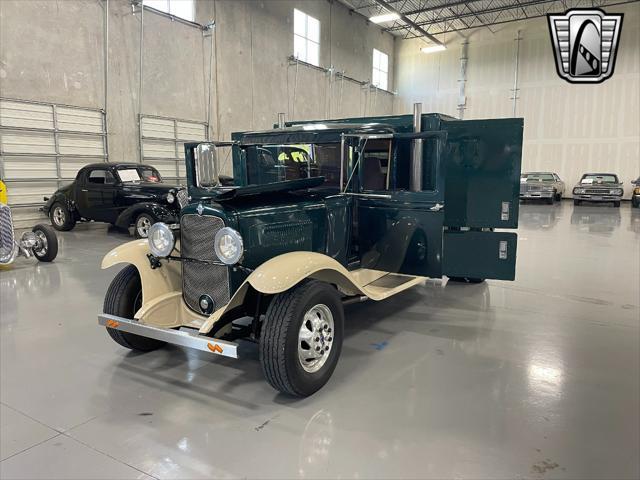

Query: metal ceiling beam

[371,0,445,45]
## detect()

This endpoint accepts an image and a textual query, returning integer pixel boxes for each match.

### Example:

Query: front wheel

[260,281,344,397]
[103,265,165,352]
[32,224,58,262]
[134,212,155,238]
[49,203,76,231]
[613,201,621,208]
[574,199,581,206]
[555,192,562,201]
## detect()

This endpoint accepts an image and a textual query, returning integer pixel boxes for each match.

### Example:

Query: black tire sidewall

[280,283,344,396]
[31,224,58,262]
[49,202,75,231]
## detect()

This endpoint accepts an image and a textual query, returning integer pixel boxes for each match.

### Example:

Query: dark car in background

[632,177,640,208]
[43,163,188,237]
[573,173,623,207]
[520,172,565,203]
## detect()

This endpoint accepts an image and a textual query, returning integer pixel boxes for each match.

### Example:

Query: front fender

[101,239,182,305]
[115,203,179,229]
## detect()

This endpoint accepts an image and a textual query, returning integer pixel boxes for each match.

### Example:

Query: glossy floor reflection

[1,202,639,479]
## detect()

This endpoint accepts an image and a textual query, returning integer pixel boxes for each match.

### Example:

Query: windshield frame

[580,173,619,184]
[116,166,163,184]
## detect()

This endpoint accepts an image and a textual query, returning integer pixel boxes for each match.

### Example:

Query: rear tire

[49,202,75,231]
[31,224,58,262]
[260,281,344,397]
[103,265,165,352]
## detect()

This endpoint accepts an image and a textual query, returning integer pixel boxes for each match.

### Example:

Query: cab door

[346,132,446,277]
[78,167,118,222]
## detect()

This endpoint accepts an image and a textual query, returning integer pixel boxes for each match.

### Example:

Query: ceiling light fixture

[421,44,447,54]
[369,12,400,23]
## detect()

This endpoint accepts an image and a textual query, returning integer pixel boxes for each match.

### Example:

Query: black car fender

[115,203,179,229]
[43,192,76,217]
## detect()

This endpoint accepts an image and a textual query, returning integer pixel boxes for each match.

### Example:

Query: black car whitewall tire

[31,224,58,262]
[260,280,344,397]
[103,265,166,352]
[49,203,76,231]
[134,213,155,238]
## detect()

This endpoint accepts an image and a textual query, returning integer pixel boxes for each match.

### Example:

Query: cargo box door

[443,119,523,229]
[442,230,517,280]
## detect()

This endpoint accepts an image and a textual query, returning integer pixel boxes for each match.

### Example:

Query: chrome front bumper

[98,314,239,358]
[520,192,553,198]
[574,195,621,202]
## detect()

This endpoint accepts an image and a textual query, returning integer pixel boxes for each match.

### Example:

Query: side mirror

[195,143,220,188]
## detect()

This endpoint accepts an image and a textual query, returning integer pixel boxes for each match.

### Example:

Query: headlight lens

[166,192,175,204]
[214,227,243,265]
[574,188,585,194]
[634,187,640,195]
[610,189,623,195]
[148,222,174,258]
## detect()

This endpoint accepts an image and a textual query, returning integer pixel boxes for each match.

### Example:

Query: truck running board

[98,314,239,359]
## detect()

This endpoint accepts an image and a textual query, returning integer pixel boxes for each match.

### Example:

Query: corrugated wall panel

[60,158,97,179]
[142,140,176,159]
[146,160,178,179]
[176,121,206,140]
[0,131,56,154]
[6,181,57,206]
[141,117,175,139]
[1,157,57,179]
[56,107,104,134]
[58,134,104,156]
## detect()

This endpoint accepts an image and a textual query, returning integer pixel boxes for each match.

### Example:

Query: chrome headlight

[574,188,585,194]
[610,189,623,195]
[214,227,243,265]
[166,192,175,204]
[148,222,174,258]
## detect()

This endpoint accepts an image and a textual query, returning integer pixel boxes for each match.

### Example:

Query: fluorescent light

[369,12,400,23]
[421,44,446,54]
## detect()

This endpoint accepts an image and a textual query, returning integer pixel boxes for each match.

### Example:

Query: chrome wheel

[298,304,334,373]
[32,230,48,257]
[136,216,152,238]
[52,206,65,227]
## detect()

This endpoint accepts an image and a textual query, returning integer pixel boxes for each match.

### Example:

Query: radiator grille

[0,204,17,264]
[180,214,230,313]
[176,189,189,209]
[584,188,612,195]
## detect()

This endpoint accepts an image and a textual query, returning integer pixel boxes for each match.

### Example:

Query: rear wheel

[49,203,76,231]
[103,265,165,352]
[260,281,344,397]
[31,224,58,262]
[134,213,155,238]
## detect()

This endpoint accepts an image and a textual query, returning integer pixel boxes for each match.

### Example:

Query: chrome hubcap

[53,207,65,226]
[136,216,152,237]
[298,304,334,373]
[33,231,48,256]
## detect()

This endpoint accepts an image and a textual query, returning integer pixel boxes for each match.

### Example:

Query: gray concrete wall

[1,0,396,171]
[393,2,640,198]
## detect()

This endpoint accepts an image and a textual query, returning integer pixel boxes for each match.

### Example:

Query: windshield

[581,174,618,184]
[117,167,162,183]
[526,173,555,182]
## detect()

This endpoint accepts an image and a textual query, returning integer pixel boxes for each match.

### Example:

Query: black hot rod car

[43,163,188,237]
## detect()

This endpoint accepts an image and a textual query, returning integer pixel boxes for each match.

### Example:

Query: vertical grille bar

[180,214,230,313]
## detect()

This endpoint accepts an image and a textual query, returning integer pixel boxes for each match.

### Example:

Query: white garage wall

[394,2,640,199]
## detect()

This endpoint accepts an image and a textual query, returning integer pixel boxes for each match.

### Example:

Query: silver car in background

[573,173,623,207]
[520,172,565,204]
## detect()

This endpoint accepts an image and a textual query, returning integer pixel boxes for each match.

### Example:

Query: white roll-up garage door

[0,98,107,227]
[140,115,207,183]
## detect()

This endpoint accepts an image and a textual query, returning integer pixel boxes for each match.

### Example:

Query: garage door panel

[143,140,176,159]
[1,157,57,179]
[6,181,57,206]
[58,134,104,156]
[9,206,48,229]
[146,160,177,179]
[141,117,175,139]
[56,107,104,134]
[60,158,98,179]
[0,100,54,130]
[177,121,206,141]
[0,131,56,154]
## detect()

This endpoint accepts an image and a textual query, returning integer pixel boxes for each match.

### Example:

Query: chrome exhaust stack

[410,102,423,192]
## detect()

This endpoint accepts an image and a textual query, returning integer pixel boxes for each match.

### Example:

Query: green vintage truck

[99,107,523,397]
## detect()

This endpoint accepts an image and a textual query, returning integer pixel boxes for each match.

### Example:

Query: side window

[393,137,439,192]
[314,144,341,188]
[361,139,391,191]
[87,169,115,185]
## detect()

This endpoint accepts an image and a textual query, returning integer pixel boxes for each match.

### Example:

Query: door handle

[81,189,88,192]
[430,203,444,211]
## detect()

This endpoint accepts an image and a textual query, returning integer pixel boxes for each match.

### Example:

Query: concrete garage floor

[1,201,638,480]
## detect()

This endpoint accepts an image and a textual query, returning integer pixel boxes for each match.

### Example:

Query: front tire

[31,224,58,262]
[134,212,155,238]
[613,201,621,208]
[49,202,76,231]
[260,281,344,397]
[103,265,165,352]
[574,199,581,206]
[555,192,562,201]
